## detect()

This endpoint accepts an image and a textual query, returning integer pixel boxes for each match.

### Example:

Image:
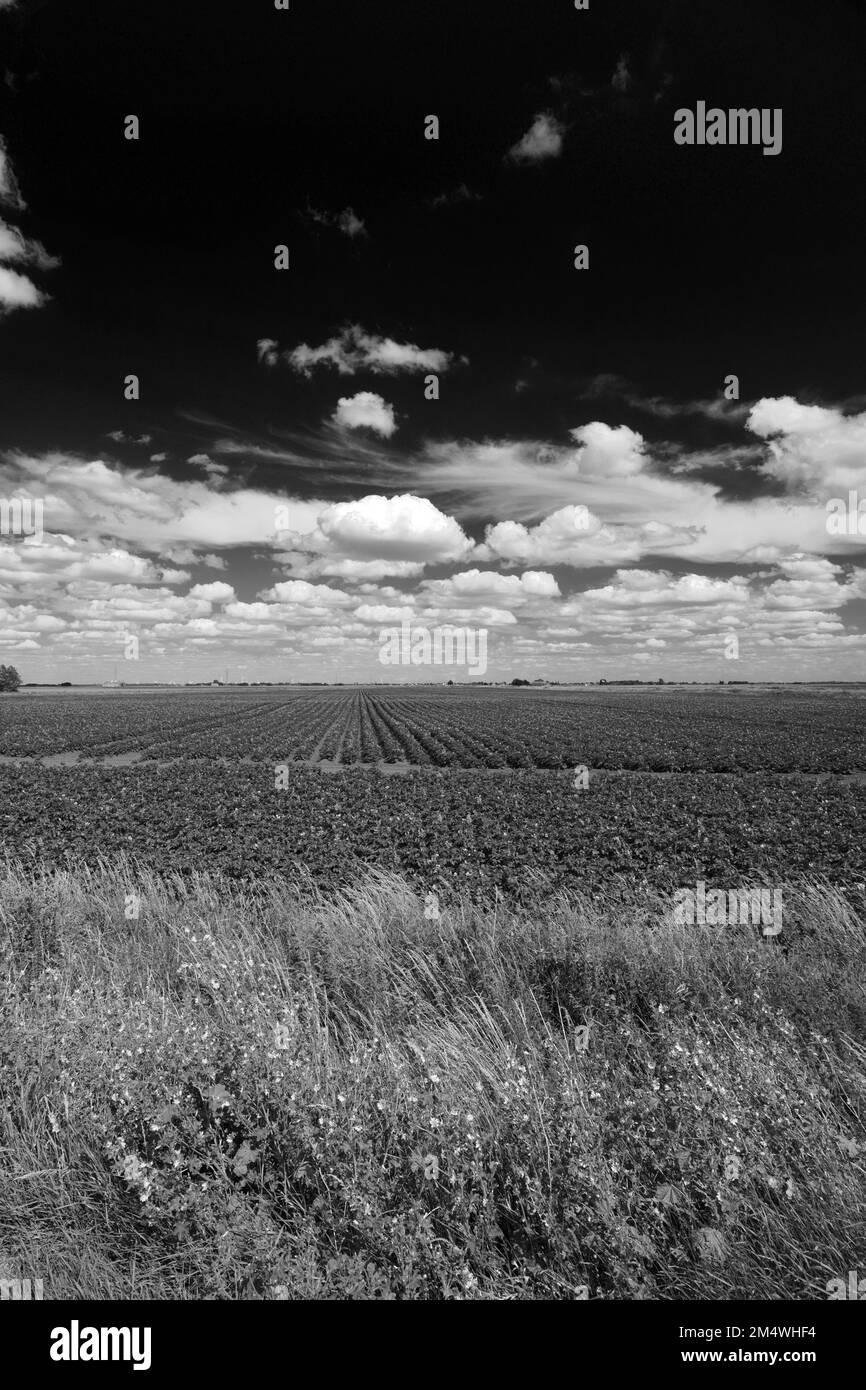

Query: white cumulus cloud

[332,392,397,437]
[277,323,460,377]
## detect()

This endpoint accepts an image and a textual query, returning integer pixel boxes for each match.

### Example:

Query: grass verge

[1,857,864,1299]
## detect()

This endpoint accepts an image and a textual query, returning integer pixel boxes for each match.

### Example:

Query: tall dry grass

[1,856,864,1299]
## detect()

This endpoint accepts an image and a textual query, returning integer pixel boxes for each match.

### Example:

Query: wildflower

[420,1153,439,1181]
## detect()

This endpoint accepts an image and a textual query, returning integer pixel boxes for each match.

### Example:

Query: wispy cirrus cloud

[579,373,752,424]
[405,398,866,565]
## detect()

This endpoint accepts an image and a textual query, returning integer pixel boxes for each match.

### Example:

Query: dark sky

[4,0,865,467]
[1,0,865,682]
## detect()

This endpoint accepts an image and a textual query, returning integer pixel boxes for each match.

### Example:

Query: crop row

[3,687,865,771]
[2,762,864,898]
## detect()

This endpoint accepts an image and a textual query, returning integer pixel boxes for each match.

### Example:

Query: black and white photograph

[1,0,865,1349]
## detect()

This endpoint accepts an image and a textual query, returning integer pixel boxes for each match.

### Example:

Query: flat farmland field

[3,684,866,769]
[2,685,865,894]
[4,691,866,1303]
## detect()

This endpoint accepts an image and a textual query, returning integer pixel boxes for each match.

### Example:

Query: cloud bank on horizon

[2,377,865,681]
